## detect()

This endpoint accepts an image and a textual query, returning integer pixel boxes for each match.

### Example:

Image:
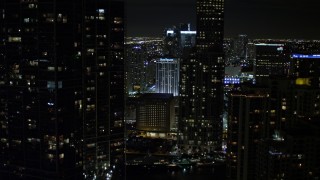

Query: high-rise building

[179,0,225,150]
[234,34,248,63]
[125,37,162,95]
[226,41,320,180]
[156,58,180,96]
[290,53,320,88]
[246,42,256,68]
[255,43,290,84]
[0,0,124,179]
[226,92,268,180]
[180,30,196,49]
[164,24,196,57]
[125,45,147,94]
[164,27,180,57]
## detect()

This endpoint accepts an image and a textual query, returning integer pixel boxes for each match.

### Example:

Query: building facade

[156,58,179,96]
[0,0,124,179]
[136,93,175,138]
[226,92,268,180]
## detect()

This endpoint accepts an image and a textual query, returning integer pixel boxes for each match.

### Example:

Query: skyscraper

[125,45,147,94]
[255,43,290,84]
[234,35,248,62]
[179,0,225,150]
[156,58,180,96]
[0,0,124,179]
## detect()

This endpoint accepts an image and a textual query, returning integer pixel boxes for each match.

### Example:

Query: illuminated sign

[291,54,320,59]
[180,31,196,34]
[159,58,174,62]
[166,30,174,36]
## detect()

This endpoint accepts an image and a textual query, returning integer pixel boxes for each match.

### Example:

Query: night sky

[126,0,320,39]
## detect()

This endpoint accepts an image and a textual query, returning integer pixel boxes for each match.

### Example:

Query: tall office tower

[226,92,268,180]
[180,30,196,49]
[164,27,180,57]
[156,58,180,96]
[246,42,256,68]
[179,23,196,49]
[125,45,147,94]
[255,43,290,84]
[0,0,124,179]
[179,0,224,150]
[224,38,233,65]
[234,34,248,64]
[164,24,196,57]
[125,37,162,95]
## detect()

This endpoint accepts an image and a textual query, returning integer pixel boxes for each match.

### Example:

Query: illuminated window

[24,18,30,23]
[8,36,21,42]
[113,17,123,24]
[97,9,105,14]
[28,3,37,9]
[48,66,54,71]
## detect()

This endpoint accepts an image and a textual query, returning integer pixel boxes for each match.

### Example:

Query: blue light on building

[224,77,241,84]
[291,54,320,59]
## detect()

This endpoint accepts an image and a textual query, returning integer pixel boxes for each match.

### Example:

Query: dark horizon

[127,0,320,39]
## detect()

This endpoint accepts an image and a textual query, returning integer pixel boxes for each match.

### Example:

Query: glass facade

[0,0,124,179]
[156,58,179,96]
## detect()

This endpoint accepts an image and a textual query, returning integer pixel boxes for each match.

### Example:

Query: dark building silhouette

[0,0,124,179]
[227,78,320,180]
[179,0,225,150]
[226,91,268,180]
[164,23,196,57]
[255,79,320,180]
[234,34,248,64]
[227,41,320,179]
[255,43,290,84]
